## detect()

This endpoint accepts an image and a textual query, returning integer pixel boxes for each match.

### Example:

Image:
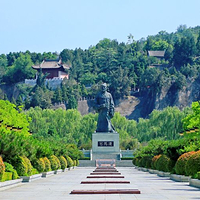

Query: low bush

[1,172,12,182]
[175,151,195,175]
[54,156,61,169]
[33,158,45,173]
[15,156,28,176]
[197,172,200,180]
[0,156,5,180]
[76,159,79,166]
[185,150,200,177]
[23,156,32,176]
[43,157,51,172]
[59,156,68,170]
[151,155,161,169]
[65,156,73,168]
[73,160,76,166]
[156,154,174,172]
[31,168,39,175]
[4,162,18,179]
[49,155,60,170]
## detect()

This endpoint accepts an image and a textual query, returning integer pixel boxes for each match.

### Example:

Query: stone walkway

[0,167,200,200]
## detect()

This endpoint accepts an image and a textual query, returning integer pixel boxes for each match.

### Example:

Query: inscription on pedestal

[98,141,114,147]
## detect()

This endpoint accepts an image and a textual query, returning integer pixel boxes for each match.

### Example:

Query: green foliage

[1,172,12,182]
[156,154,174,172]
[0,100,30,136]
[65,156,73,168]
[49,155,59,171]
[0,156,5,180]
[32,158,45,173]
[4,162,18,179]
[151,155,161,169]
[185,150,200,177]
[198,171,200,180]
[76,159,79,166]
[3,53,35,84]
[59,156,67,170]
[15,156,29,176]
[175,151,195,175]
[43,157,51,172]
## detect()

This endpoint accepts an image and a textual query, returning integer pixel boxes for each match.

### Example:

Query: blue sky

[1,0,200,54]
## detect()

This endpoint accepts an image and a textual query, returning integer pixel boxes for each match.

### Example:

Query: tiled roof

[32,59,70,69]
[148,51,165,57]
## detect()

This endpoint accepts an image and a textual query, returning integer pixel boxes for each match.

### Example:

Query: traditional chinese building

[147,50,167,69]
[32,58,70,79]
[148,50,165,58]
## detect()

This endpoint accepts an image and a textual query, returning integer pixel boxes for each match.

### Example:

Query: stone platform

[92,132,120,160]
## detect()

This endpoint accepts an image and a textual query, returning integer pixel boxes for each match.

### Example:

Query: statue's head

[101,83,107,93]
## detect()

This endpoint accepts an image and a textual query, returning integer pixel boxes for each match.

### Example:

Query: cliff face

[123,76,200,120]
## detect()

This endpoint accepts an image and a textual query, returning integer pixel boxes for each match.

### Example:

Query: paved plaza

[0,167,200,200]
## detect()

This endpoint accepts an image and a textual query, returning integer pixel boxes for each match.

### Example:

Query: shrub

[15,156,28,176]
[31,168,38,175]
[76,159,79,166]
[197,172,200,180]
[73,160,76,166]
[54,156,61,169]
[43,157,51,172]
[132,157,137,165]
[0,156,5,180]
[59,156,67,170]
[1,172,12,182]
[65,156,73,168]
[185,150,200,177]
[156,154,174,172]
[4,162,19,179]
[49,155,59,170]
[23,156,32,176]
[151,155,161,169]
[175,151,195,175]
[33,158,45,173]
[144,156,153,168]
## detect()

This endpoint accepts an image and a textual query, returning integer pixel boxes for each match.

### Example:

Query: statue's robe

[95,91,115,132]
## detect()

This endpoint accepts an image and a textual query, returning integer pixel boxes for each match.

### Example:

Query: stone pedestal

[92,132,120,160]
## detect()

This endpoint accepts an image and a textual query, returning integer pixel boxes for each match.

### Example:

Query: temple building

[25,58,70,89]
[32,58,70,79]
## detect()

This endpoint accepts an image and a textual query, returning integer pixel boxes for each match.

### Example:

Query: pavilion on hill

[32,58,70,79]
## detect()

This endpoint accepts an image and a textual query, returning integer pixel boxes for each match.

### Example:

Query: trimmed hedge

[1,172,12,182]
[0,156,5,180]
[151,155,161,169]
[23,156,32,176]
[49,155,58,170]
[4,162,18,179]
[65,156,73,168]
[185,150,200,177]
[54,156,61,169]
[198,172,200,180]
[15,156,28,176]
[33,158,45,173]
[43,157,51,172]
[76,159,79,166]
[59,156,68,170]
[156,154,174,172]
[175,151,195,175]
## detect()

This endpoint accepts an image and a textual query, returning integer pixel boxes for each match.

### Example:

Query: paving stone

[0,167,200,200]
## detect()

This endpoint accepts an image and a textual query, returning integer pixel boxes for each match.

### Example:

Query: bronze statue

[94,83,115,133]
